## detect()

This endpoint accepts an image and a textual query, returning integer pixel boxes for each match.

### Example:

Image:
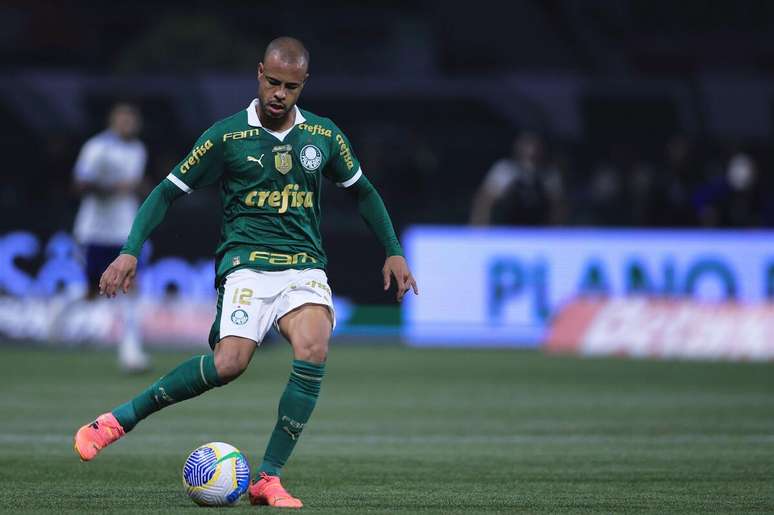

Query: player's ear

[257,62,264,79]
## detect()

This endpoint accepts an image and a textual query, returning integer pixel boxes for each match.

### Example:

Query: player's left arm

[324,124,418,302]
[346,176,418,302]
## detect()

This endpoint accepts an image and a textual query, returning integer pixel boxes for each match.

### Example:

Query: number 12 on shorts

[232,288,253,305]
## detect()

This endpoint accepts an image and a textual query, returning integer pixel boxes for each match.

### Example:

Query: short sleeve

[323,121,362,188]
[166,125,224,194]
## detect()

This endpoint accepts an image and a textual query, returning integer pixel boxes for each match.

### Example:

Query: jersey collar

[246,99,306,128]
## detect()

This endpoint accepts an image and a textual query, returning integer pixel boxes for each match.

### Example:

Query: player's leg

[261,303,331,470]
[74,336,254,461]
[74,271,265,461]
[250,270,334,508]
[111,335,254,429]
[250,304,331,508]
[111,335,253,432]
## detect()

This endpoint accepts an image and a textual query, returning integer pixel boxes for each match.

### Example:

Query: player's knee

[213,340,253,383]
[214,354,248,383]
[293,335,328,363]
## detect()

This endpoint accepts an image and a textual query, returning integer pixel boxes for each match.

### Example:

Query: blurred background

[2,3,774,512]
[1,0,774,359]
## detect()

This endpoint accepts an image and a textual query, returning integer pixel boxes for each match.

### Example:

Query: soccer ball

[182,442,251,506]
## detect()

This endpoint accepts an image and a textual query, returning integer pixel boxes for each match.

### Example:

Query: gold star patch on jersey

[273,144,293,175]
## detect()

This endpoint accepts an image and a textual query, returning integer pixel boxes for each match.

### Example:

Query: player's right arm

[322,121,417,302]
[99,126,224,297]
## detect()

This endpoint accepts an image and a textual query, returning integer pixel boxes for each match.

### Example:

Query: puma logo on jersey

[247,154,264,167]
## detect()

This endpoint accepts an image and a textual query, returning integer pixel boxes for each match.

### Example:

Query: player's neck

[257,106,295,133]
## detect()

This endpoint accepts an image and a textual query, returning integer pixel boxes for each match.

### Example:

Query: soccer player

[72,102,150,372]
[74,37,418,508]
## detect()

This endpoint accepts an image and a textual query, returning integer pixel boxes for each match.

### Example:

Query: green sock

[112,355,222,432]
[259,360,325,476]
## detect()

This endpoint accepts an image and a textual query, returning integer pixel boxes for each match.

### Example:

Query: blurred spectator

[581,158,625,226]
[470,131,565,226]
[72,102,150,373]
[695,152,762,227]
[651,134,704,227]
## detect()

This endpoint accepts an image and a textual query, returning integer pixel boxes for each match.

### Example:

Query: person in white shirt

[73,103,149,372]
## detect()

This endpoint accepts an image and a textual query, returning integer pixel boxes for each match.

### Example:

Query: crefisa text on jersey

[244,183,314,213]
[335,135,354,170]
[179,140,214,174]
[298,123,332,137]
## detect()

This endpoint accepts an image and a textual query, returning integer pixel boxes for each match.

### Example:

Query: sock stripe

[200,356,211,387]
[291,370,323,382]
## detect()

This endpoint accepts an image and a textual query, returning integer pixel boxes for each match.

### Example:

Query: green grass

[0,343,773,513]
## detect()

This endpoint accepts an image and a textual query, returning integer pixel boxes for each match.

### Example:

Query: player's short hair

[263,37,310,70]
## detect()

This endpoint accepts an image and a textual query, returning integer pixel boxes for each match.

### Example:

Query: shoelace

[258,472,275,482]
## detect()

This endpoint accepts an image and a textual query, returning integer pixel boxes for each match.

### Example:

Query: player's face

[257,56,308,119]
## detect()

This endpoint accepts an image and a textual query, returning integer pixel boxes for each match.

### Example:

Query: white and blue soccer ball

[182,442,251,506]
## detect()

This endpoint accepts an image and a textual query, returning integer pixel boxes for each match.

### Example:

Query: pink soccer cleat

[73,413,126,461]
[248,472,303,508]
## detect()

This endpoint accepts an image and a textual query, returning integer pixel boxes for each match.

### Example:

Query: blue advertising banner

[402,226,774,347]
[0,231,359,346]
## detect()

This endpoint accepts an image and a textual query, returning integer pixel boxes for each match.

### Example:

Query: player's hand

[99,253,138,298]
[382,255,418,303]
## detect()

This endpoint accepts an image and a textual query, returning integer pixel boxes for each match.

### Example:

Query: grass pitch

[0,342,772,513]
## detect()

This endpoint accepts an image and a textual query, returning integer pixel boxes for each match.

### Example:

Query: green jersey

[165,100,363,284]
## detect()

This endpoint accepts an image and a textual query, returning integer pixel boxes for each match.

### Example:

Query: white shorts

[208,268,335,348]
